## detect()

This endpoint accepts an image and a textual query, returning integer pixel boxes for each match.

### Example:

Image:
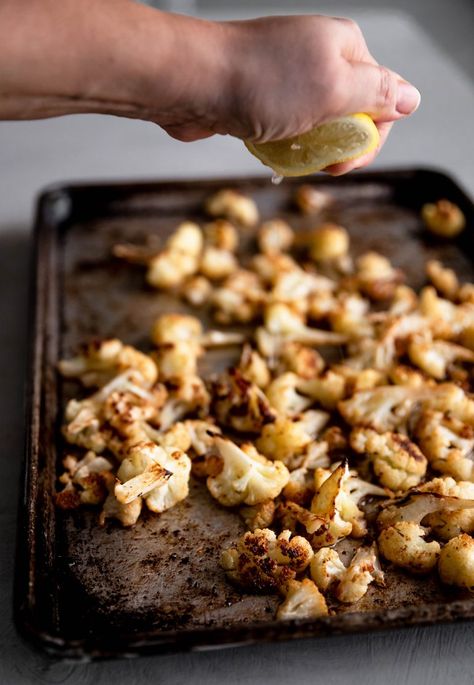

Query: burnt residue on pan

[15,170,474,658]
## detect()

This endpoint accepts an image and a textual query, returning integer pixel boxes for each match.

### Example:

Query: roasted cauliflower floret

[338,385,427,432]
[310,548,346,592]
[309,223,349,262]
[99,478,143,527]
[207,437,289,507]
[276,579,328,620]
[313,463,387,540]
[294,185,332,215]
[265,373,313,417]
[419,286,474,339]
[151,313,203,346]
[251,253,300,285]
[238,344,271,389]
[59,339,158,388]
[408,335,474,380]
[256,410,329,466]
[350,428,427,491]
[211,269,265,324]
[334,544,384,603]
[297,371,347,410]
[180,275,212,306]
[422,199,466,238]
[309,464,353,547]
[377,491,474,532]
[281,443,330,506]
[116,441,191,513]
[205,189,259,227]
[426,260,460,300]
[55,452,114,509]
[240,499,276,532]
[258,219,294,255]
[415,410,474,481]
[199,246,238,280]
[211,369,276,433]
[203,219,238,252]
[277,342,325,380]
[438,534,474,589]
[275,500,325,536]
[419,477,474,540]
[355,251,404,301]
[378,521,440,574]
[146,222,203,288]
[220,528,313,591]
[328,293,373,338]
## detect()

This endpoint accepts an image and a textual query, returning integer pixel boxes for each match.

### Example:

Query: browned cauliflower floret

[277,342,325,380]
[256,410,329,466]
[438,534,474,589]
[146,222,203,288]
[309,223,349,262]
[55,452,114,509]
[328,293,373,338]
[408,335,474,380]
[276,579,329,620]
[181,275,212,307]
[158,376,210,430]
[422,199,466,238]
[203,219,238,252]
[240,500,276,531]
[419,286,474,339]
[334,544,385,603]
[281,443,330,506]
[59,339,158,387]
[199,246,238,280]
[389,364,430,388]
[426,260,460,300]
[211,269,265,324]
[211,369,276,433]
[419,477,474,540]
[333,365,386,394]
[220,528,313,591]
[63,371,158,453]
[116,441,191,513]
[377,491,474,532]
[313,464,387,540]
[378,521,440,573]
[276,501,326,538]
[270,269,336,315]
[350,427,427,491]
[205,189,259,227]
[265,372,313,417]
[338,385,427,432]
[415,410,474,481]
[99,478,143,527]
[309,464,353,547]
[258,219,294,255]
[251,253,300,285]
[294,185,333,215]
[297,371,347,410]
[355,251,404,301]
[310,548,346,592]
[237,344,271,389]
[207,437,289,507]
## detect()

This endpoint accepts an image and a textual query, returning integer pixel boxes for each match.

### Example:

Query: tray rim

[14,166,474,660]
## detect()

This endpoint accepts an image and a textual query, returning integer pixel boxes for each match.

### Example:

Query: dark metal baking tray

[14,168,474,660]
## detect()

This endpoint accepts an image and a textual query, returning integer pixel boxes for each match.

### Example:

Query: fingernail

[396,82,421,115]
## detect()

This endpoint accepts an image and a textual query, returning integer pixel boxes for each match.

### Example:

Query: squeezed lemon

[245,113,379,177]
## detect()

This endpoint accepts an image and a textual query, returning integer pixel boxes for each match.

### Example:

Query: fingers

[344,61,420,122]
[323,120,392,175]
[160,124,215,142]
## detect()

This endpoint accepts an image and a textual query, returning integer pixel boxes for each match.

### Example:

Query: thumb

[346,62,421,122]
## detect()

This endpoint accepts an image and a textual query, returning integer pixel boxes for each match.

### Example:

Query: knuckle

[376,67,397,111]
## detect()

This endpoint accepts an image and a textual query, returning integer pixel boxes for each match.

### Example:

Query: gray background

[1,2,473,683]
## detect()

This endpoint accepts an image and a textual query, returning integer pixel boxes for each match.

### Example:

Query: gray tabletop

[1,6,473,684]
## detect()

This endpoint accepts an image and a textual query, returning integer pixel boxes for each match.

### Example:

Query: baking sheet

[15,169,474,659]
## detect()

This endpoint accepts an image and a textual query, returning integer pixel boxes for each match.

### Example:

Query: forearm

[0,0,231,122]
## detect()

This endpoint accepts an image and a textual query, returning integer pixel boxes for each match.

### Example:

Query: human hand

[160,15,421,175]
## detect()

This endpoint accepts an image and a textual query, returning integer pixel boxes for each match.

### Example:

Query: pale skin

[0,0,420,175]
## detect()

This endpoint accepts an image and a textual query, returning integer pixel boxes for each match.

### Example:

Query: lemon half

[245,113,379,177]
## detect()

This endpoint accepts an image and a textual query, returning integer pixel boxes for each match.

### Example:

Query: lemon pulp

[245,113,379,177]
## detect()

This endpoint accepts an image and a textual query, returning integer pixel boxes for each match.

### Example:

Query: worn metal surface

[15,169,474,659]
